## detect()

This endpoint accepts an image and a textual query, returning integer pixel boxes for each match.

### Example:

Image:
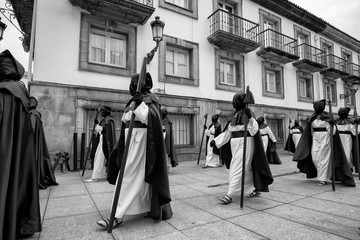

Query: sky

[0,0,359,71]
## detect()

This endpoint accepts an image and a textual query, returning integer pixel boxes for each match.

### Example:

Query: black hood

[0,49,25,81]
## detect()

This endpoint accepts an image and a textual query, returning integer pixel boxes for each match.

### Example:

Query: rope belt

[231,131,251,138]
[338,130,352,135]
[313,127,327,132]
[125,121,147,128]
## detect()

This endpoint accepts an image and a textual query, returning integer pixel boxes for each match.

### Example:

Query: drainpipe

[27,0,37,85]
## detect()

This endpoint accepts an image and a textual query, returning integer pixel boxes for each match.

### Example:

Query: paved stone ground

[28,150,360,240]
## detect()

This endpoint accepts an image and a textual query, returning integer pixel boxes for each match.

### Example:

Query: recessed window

[343,84,355,106]
[296,71,313,103]
[323,78,337,105]
[262,62,283,99]
[159,0,198,19]
[89,29,126,67]
[166,47,190,78]
[159,35,199,87]
[79,13,136,76]
[220,59,236,86]
[168,113,194,146]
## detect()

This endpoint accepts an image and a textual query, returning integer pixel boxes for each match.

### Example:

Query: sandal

[219,195,232,204]
[247,191,261,198]
[317,181,327,186]
[202,165,208,169]
[96,218,122,229]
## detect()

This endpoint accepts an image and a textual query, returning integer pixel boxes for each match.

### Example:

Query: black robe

[30,109,58,189]
[285,125,303,153]
[220,110,274,192]
[163,117,178,167]
[107,93,172,220]
[205,122,221,156]
[293,113,355,186]
[0,49,41,239]
[220,120,232,169]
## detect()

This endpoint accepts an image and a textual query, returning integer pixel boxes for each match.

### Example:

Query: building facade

[10,0,360,165]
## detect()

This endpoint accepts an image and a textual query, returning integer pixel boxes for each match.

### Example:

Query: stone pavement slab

[35,152,360,240]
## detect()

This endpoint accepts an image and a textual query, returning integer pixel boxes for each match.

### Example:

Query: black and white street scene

[1,0,360,239]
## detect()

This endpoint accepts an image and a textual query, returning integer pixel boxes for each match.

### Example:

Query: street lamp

[0,17,7,41]
[147,16,165,64]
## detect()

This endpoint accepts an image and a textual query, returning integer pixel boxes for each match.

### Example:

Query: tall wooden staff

[240,86,255,209]
[286,118,292,151]
[354,104,360,180]
[107,57,148,233]
[197,114,208,165]
[82,105,101,177]
[327,100,336,191]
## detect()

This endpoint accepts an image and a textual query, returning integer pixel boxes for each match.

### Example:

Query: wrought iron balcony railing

[346,62,360,77]
[293,43,325,64]
[131,0,153,6]
[322,54,351,74]
[257,29,297,55]
[208,9,259,42]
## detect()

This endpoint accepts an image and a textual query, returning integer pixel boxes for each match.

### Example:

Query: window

[215,49,244,92]
[343,84,355,106]
[166,47,189,78]
[320,38,334,67]
[259,9,281,49]
[293,25,311,60]
[79,13,136,76]
[296,71,313,102]
[266,70,276,92]
[262,62,284,99]
[168,113,194,146]
[159,35,199,87]
[341,48,352,74]
[159,0,198,19]
[220,59,235,86]
[323,78,337,105]
[89,29,126,67]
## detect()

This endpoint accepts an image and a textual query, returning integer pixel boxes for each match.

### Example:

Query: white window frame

[325,84,333,102]
[299,78,307,98]
[165,0,190,9]
[266,70,276,93]
[220,59,236,86]
[89,28,126,68]
[166,46,190,78]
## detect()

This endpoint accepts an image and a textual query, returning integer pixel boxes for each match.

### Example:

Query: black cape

[285,125,303,153]
[163,117,178,167]
[260,124,281,164]
[107,93,172,220]
[293,115,355,186]
[0,49,41,239]
[220,120,232,168]
[220,111,274,192]
[30,109,58,189]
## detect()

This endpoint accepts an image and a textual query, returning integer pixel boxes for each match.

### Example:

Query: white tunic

[91,124,107,180]
[259,126,277,152]
[114,102,151,219]
[205,125,220,167]
[290,128,302,149]
[214,118,258,197]
[311,119,336,182]
[337,123,359,169]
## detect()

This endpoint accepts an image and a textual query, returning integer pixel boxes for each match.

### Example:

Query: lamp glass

[150,16,164,44]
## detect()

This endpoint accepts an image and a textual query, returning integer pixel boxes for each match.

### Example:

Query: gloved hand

[328,119,336,126]
[210,140,215,148]
[203,124,207,130]
[94,119,99,124]
[244,108,251,118]
[354,118,360,124]
[133,92,143,107]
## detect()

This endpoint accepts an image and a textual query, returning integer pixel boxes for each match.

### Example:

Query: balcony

[256,29,299,64]
[207,9,260,53]
[342,62,360,84]
[69,0,155,25]
[320,54,350,79]
[292,43,327,72]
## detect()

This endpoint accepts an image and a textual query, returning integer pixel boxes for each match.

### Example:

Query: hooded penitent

[0,49,42,239]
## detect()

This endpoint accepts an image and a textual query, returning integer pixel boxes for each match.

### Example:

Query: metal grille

[168,113,194,146]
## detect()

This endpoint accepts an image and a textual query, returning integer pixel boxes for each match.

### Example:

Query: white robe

[311,119,336,182]
[259,126,277,152]
[113,102,151,219]
[91,125,107,180]
[337,123,359,169]
[205,125,220,167]
[214,118,258,197]
[290,128,302,149]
